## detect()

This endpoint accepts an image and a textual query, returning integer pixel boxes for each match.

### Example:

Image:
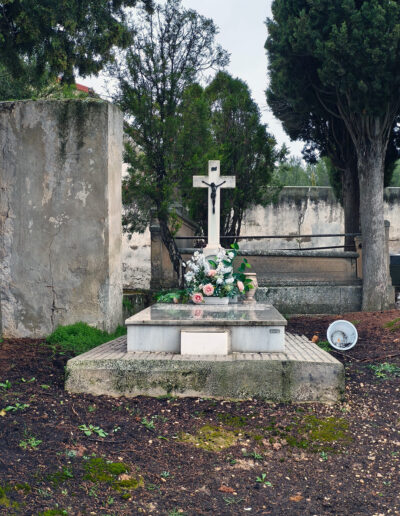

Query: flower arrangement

[184,243,253,304]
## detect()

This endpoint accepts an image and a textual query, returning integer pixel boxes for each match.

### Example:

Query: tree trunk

[158,216,184,288]
[357,140,390,311]
[342,165,360,250]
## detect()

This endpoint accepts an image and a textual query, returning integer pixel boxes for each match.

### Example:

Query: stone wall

[0,100,123,337]
[122,186,400,290]
[241,186,400,253]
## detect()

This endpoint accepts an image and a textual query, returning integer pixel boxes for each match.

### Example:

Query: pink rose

[207,269,217,277]
[202,283,214,296]
[192,292,204,304]
[237,280,244,292]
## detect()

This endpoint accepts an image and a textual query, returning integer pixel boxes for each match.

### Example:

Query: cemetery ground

[0,311,400,515]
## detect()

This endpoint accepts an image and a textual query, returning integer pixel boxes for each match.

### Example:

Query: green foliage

[3,403,29,412]
[317,340,331,353]
[46,322,126,356]
[255,473,272,486]
[113,0,228,235]
[390,161,400,186]
[182,72,282,240]
[19,436,42,450]
[369,363,400,379]
[274,156,332,187]
[0,0,153,85]
[141,417,155,431]
[0,380,11,389]
[78,424,108,438]
[155,290,189,304]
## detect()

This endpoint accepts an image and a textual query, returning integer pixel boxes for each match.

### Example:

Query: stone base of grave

[65,333,344,403]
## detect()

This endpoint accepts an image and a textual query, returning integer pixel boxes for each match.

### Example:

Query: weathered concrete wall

[241,186,400,253]
[122,186,400,290]
[0,100,123,337]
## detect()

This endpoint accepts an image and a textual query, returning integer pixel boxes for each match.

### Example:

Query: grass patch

[383,317,400,332]
[47,322,126,355]
[316,340,331,352]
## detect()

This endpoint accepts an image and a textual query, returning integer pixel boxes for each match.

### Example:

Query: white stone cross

[193,160,235,256]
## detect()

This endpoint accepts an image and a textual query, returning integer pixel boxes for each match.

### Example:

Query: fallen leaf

[218,485,235,494]
[290,494,304,502]
[0,409,6,417]
[118,473,132,481]
[272,442,281,450]
[311,335,319,343]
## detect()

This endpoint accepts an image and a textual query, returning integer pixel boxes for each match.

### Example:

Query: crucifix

[193,160,236,256]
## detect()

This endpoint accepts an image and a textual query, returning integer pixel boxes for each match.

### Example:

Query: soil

[1,310,400,515]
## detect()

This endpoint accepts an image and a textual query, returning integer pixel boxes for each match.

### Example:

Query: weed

[47,321,126,355]
[256,473,272,486]
[88,405,96,413]
[47,467,74,486]
[250,451,263,461]
[161,471,170,478]
[19,436,42,450]
[320,451,328,461]
[78,424,108,437]
[41,384,50,389]
[369,362,400,379]
[383,317,400,332]
[21,377,35,383]
[317,340,331,352]
[3,403,29,412]
[141,417,155,430]
[38,510,68,516]
[0,380,11,389]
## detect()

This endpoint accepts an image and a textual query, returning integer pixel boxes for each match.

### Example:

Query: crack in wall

[48,227,63,331]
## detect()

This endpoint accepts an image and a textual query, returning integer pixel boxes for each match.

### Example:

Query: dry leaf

[218,485,235,494]
[0,409,6,417]
[290,494,304,502]
[311,335,319,343]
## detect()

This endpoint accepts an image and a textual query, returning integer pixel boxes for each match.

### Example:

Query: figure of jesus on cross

[193,160,236,257]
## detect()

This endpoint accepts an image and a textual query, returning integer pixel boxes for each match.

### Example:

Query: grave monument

[66,161,344,402]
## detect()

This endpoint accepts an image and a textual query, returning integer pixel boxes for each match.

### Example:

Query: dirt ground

[1,309,400,515]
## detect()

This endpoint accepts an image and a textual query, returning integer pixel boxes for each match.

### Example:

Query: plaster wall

[0,100,123,337]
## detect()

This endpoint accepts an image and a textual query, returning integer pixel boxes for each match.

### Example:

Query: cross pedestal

[193,160,235,256]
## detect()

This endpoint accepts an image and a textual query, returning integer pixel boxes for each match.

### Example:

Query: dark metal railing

[173,233,361,252]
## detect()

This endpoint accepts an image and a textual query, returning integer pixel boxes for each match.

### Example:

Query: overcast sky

[83,0,303,157]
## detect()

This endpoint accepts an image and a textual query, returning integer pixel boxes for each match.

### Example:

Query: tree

[112,0,228,285]
[266,0,400,310]
[201,72,281,244]
[0,0,153,84]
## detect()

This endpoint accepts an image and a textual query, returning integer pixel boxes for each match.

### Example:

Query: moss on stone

[179,424,238,452]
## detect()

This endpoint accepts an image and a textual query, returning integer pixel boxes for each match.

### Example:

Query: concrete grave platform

[125,303,287,353]
[65,333,344,403]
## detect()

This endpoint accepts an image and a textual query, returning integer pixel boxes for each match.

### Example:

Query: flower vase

[243,272,258,304]
[203,296,230,305]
